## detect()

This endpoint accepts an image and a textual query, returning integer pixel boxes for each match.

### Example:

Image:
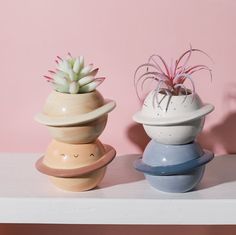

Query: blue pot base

[134,150,213,176]
[145,166,205,193]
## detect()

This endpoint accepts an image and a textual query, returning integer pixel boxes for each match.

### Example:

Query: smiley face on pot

[43,139,106,169]
[36,139,115,175]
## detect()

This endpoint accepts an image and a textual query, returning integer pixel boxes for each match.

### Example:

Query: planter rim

[134,150,214,176]
[133,103,214,126]
[35,99,116,127]
[35,144,116,177]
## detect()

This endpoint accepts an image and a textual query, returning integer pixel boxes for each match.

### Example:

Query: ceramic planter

[47,115,108,144]
[35,90,115,143]
[36,139,116,191]
[133,89,214,193]
[35,90,116,191]
[134,140,214,193]
[133,90,214,144]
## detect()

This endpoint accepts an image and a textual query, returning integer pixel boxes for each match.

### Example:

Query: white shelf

[0,153,236,224]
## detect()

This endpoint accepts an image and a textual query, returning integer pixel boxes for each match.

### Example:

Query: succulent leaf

[80,77,105,93]
[44,55,105,94]
[79,76,95,86]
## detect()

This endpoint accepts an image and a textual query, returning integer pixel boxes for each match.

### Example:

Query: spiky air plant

[44,53,105,94]
[134,46,213,104]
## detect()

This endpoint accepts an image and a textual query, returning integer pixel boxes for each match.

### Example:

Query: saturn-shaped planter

[133,47,215,193]
[133,90,214,145]
[36,139,116,191]
[35,54,116,191]
[35,90,115,144]
[134,140,214,193]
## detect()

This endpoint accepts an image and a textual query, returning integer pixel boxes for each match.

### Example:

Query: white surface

[0,153,236,224]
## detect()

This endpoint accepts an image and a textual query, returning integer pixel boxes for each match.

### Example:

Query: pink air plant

[44,53,105,94]
[134,46,213,103]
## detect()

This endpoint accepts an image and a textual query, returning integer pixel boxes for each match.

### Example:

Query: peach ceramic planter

[35,90,116,143]
[133,90,214,144]
[35,89,116,191]
[36,139,116,191]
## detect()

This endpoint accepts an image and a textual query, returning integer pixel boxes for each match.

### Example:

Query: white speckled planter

[133,90,214,144]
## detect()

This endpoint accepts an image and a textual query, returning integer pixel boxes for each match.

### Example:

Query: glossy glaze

[134,140,214,193]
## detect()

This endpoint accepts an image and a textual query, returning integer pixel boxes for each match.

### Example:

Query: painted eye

[73,154,79,158]
[60,153,65,157]
[90,153,95,157]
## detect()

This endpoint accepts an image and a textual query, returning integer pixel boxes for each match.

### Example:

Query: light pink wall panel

[0,0,236,155]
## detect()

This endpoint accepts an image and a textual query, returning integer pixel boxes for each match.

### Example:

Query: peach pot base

[49,168,106,192]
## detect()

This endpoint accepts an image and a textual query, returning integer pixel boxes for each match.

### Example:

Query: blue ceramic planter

[134,140,214,193]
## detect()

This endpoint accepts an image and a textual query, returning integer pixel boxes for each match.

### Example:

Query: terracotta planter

[36,139,116,192]
[133,90,214,144]
[35,90,116,143]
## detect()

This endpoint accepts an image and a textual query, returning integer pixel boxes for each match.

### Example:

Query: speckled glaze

[134,140,214,193]
[133,90,214,144]
[36,139,116,192]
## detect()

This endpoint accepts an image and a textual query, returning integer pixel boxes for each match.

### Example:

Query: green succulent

[44,54,105,94]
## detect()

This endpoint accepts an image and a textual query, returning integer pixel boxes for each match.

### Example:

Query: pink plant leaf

[89,68,99,77]
[141,76,158,91]
[147,54,171,78]
[135,72,167,101]
[174,44,193,75]
[43,75,53,81]
[135,71,166,88]
[48,70,56,74]
[57,56,63,61]
[147,55,166,75]
[174,73,195,94]
[134,63,163,83]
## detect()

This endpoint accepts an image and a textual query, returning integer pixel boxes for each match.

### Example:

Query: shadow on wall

[126,123,150,152]
[198,112,236,154]
[198,84,236,154]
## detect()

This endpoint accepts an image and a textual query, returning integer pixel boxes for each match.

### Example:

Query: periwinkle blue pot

[134,140,214,193]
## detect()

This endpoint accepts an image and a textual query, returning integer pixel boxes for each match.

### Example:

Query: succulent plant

[44,53,105,94]
[134,46,213,101]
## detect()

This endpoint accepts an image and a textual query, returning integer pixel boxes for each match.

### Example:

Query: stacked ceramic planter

[133,90,214,193]
[35,90,116,192]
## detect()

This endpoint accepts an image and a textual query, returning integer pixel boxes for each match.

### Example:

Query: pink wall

[1,0,236,155]
[0,1,235,234]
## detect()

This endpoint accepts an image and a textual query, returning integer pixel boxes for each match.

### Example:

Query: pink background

[0,0,236,234]
[1,0,236,156]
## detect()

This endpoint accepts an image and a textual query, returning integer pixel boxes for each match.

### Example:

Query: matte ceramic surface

[133,90,214,126]
[134,140,214,193]
[36,143,116,177]
[35,139,116,192]
[49,168,106,192]
[35,90,116,126]
[47,115,108,144]
[143,118,204,144]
